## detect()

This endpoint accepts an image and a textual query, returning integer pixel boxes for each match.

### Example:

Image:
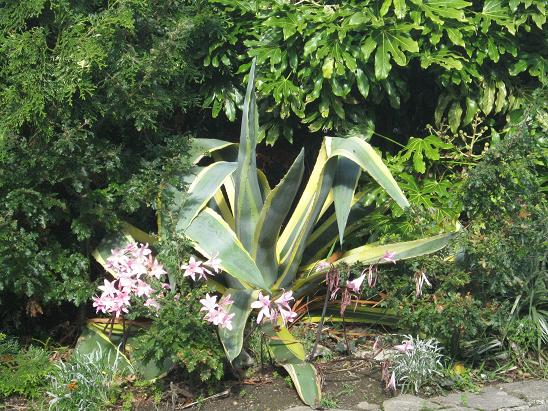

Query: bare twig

[179,389,231,409]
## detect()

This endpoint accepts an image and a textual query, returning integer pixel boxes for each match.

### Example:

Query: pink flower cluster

[251,290,298,325]
[181,254,221,281]
[92,243,168,317]
[199,293,234,330]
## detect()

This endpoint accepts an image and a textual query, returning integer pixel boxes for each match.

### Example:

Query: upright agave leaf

[253,149,305,287]
[332,157,361,244]
[234,59,264,250]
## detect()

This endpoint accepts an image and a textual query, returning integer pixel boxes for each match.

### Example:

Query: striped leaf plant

[154,61,454,406]
[92,61,454,406]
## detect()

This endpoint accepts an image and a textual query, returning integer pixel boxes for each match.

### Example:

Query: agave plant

[149,61,454,406]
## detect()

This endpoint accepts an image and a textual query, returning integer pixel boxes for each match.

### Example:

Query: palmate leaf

[234,59,264,250]
[218,289,259,362]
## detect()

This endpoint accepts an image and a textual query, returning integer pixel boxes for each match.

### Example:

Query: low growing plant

[0,333,54,400]
[387,335,445,394]
[47,343,131,411]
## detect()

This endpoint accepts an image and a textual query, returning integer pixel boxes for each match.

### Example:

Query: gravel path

[285,380,548,411]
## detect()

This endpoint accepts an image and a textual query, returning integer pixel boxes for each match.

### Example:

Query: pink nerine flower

[98,279,118,297]
[199,293,218,313]
[144,298,161,310]
[250,292,272,324]
[181,256,204,281]
[382,251,397,264]
[149,257,167,279]
[387,371,397,390]
[394,340,414,352]
[274,290,294,311]
[204,253,222,274]
[347,270,366,293]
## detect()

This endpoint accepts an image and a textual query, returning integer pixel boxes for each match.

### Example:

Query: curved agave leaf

[333,157,361,244]
[326,136,410,210]
[303,203,370,265]
[265,325,321,407]
[185,208,268,290]
[334,231,454,267]
[190,138,237,164]
[276,149,337,288]
[253,149,305,287]
[175,161,237,231]
[211,189,235,228]
[218,289,259,362]
[295,232,455,293]
[234,59,263,250]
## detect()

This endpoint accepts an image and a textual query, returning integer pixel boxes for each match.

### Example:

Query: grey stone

[284,407,311,411]
[382,394,442,411]
[497,380,548,403]
[431,387,526,411]
[356,400,381,410]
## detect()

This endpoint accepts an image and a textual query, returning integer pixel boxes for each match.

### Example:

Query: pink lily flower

[98,279,118,297]
[199,293,218,313]
[250,292,272,324]
[382,251,397,264]
[274,290,294,311]
[181,256,204,281]
[204,253,222,274]
[149,257,167,279]
[347,270,366,293]
[135,279,154,297]
[394,340,414,352]
[278,306,298,325]
[219,294,233,307]
[144,298,161,310]
[387,371,397,390]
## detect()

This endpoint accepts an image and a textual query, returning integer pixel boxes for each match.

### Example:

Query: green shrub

[204,0,545,143]
[132,285,226,384]
[0,0,219,329]
[0,334,54,399]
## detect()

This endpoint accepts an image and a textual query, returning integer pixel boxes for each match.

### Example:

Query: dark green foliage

[0,0,219,328]
[204,0,545,143]
[0,334,54,399]
[133,286,226,383]
[386,120,547,357]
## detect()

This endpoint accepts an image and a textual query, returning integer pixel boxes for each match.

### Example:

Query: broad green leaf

[277,155,337,288]
[218,289,259,362]
[326,136,410,209]
[400,136,453,174]
[234,59,264,250]
[278,144,329,259]
[322,57,334,79]
[253,150,305,287]
[380,0,392,16]
[265,325,321,407]
[374,38,391,80]
[302,306,398,327]
[297,231,455,286]
[361,37,377,61]
[448,101,463,132]
[349,12,369,25]
[189,138,237,164]
[435,94,452,127]
[494,80,507,113]
[480,80,496,115]
[394,0,407,18]
[332,231,454,267]
[185,208,268,290]
[356,68,370,98]
[175,161,237,231]
[333,157,361,244]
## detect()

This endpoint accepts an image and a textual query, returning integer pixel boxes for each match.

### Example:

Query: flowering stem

[342,313,350,355]
[308,287,330,362]
[121,315,128,353]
